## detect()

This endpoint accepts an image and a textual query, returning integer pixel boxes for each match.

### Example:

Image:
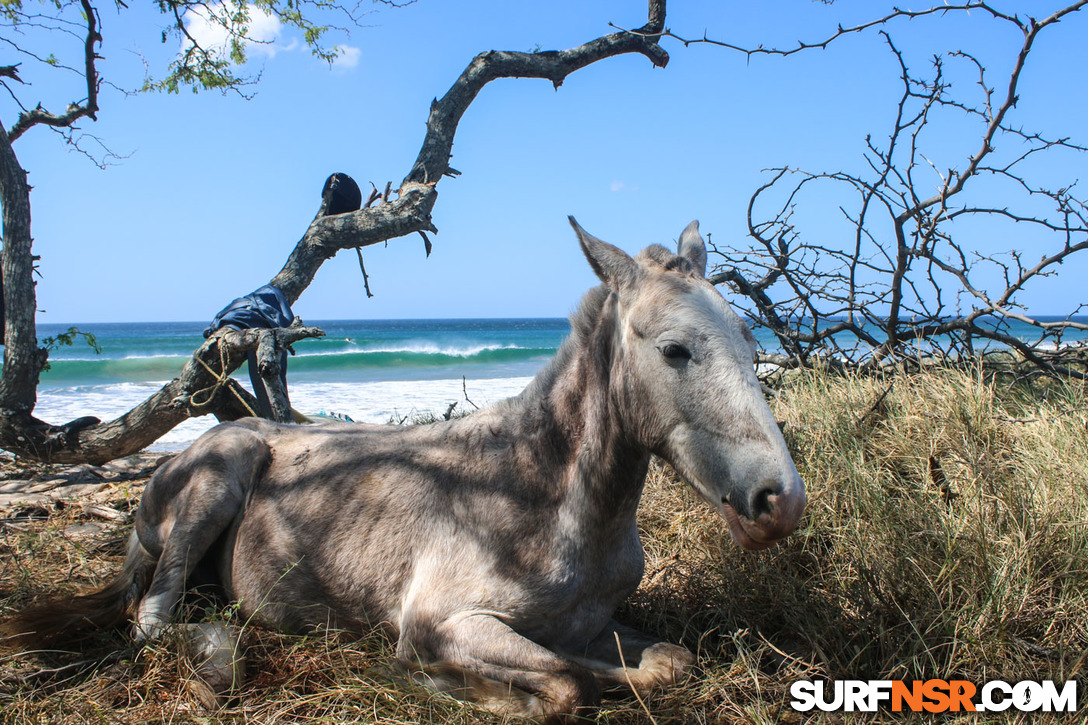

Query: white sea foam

[35,376,535,452]
[118,353,191,361]
[293,343,530,358]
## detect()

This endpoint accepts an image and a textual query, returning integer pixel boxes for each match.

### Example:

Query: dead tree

[0,0,669,464]
[693,2,1088,377]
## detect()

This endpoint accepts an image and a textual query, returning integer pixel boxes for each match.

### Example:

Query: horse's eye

[660,343,691,361]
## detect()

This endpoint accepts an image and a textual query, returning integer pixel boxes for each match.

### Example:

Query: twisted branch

[707,2,1088,378]
[0,0,670,462]
[7,0,101,142]
[271,0,668,304]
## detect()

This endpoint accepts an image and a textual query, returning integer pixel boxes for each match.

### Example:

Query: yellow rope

[188,340,259,418]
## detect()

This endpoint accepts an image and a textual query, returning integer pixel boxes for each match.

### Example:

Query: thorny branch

[707,2,1088,379]
[660,2,1085,59]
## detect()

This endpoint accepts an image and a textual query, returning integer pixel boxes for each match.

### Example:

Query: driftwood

[0,1,669,464]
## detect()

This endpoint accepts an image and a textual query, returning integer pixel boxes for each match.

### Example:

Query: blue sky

[9,0,1088,323]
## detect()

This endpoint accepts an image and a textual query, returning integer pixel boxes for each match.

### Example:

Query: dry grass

[2,366,1087,723]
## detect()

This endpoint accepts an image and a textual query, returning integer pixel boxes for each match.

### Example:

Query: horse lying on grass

[3,218,806,722]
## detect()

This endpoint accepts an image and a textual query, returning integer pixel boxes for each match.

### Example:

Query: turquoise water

[35,319,570,449]
[32,315,1087,450]
[39,319,567,387]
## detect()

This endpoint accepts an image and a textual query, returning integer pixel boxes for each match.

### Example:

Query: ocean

[35,315,1087,452]
[36,319,569,451]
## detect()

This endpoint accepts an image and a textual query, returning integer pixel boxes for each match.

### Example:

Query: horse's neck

[511,290,650,529]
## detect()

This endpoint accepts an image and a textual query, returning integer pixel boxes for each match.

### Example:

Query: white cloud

[331,45,362,71]
[610,180,639,193]
[183,2,285,62]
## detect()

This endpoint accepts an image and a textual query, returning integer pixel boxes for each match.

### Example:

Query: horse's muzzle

[718,481,806,551]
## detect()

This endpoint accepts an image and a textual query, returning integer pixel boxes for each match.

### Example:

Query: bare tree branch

[659,2,1081,58]
[0,0,670,463]
[707,2,1088,379]
[270,0,668,305]
[7,0,101,142]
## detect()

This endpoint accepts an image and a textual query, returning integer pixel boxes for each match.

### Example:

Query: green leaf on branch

[40,326,102,371]
[141,0,353,94]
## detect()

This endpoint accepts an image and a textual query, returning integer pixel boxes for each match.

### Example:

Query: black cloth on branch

[204,285,294,419]
[321,173,363,216]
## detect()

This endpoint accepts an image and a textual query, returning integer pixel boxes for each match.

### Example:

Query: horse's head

[569,217,806,550]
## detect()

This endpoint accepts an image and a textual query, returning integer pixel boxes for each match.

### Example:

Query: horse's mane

[637,243,692,274]
[569,284,612,344]
[503,283,613,417]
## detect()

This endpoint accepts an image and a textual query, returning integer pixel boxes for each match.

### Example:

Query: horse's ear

[568,216,638,291]
[677,220,707,278]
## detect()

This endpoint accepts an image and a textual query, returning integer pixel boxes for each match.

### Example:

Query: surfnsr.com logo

[790,679,1078,713]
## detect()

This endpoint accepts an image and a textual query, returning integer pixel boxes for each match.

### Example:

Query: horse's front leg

[133,425,269,639]
[560,619,695,694]
[398,612,599,723]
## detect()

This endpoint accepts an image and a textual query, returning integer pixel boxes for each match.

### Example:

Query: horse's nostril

[749,484,779,520]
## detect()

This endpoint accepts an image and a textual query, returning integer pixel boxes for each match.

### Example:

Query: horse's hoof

[640,642,696,687]
[178,622,247,709]
[187,676,232,711]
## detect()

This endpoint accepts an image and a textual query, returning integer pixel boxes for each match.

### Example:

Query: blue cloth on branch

[204,285,294,418]
[204,285,294,336]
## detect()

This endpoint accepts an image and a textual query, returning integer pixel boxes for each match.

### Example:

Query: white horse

[5,218,806,722]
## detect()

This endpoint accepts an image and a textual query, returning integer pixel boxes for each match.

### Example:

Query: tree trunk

[0,123,47,415]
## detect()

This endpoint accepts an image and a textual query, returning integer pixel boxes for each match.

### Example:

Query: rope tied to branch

[188,339,259,418]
